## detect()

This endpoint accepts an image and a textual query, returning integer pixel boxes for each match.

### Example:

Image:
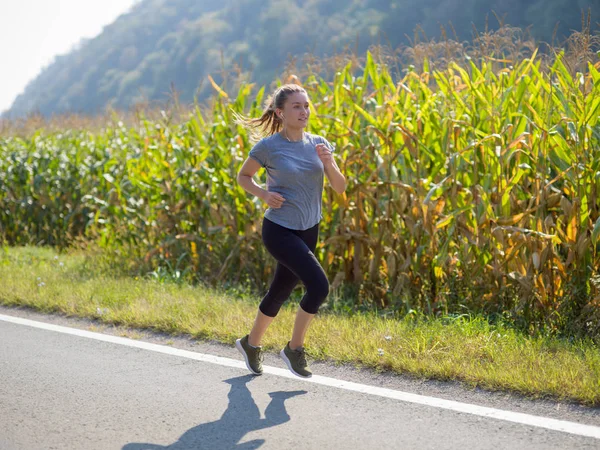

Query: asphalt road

[1,309,599,450]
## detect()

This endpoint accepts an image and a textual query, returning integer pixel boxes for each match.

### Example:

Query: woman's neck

[282,127,304,142]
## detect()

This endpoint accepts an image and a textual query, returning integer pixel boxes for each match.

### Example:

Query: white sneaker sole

[280,349,312,378]
[235,338,262,376]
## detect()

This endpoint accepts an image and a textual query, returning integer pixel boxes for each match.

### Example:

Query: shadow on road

[122,374,307,449]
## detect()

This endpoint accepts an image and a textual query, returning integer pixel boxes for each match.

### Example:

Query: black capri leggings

[259,217,330,317]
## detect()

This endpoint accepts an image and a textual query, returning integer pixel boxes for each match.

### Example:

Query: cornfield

[1,28,600,338]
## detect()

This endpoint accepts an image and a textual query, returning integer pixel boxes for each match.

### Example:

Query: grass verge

[1,246,599,406]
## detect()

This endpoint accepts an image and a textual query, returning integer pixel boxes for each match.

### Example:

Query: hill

[4,0,599,117]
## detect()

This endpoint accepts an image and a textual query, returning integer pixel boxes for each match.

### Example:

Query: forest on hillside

[4,0,599,117]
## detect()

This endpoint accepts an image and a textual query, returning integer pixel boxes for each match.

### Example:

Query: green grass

[1,245,599,406]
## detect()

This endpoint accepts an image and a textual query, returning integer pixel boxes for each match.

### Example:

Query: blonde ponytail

[234,84,306,142]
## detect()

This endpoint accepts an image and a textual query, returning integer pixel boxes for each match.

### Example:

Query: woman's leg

[248,220,301,346]
[249,262,299,346]
[287,222,322,349]
[257,219,329,348]
[264,221,328,350]
[248,310,274,347]
[289,307,315,350]
[258,262,300,318]
[262,220,328,315]
[277,232,327,377]
[249,261,299,346]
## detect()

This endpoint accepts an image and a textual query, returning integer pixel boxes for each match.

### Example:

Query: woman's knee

[259,287,293,317]
[300,276,329,312]
[259,302,280,318]
[259,298,282,317]
[313,276,330,300]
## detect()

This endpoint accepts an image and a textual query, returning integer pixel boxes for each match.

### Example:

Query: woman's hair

[235,84,307,141]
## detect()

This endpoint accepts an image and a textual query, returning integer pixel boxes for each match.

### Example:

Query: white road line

[1,313,599,440]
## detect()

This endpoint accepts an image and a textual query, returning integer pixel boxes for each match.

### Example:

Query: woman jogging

[235,83,346,378]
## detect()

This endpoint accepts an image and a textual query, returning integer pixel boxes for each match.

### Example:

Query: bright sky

[0,0,140,114]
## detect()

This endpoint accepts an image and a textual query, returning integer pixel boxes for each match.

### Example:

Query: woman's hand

[316,142,346,194]
[262,191,286,209]
[316,143,334,167]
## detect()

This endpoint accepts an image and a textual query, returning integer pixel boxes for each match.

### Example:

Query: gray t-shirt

[249,132,334,230]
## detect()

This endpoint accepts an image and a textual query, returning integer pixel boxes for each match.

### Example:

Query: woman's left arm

[316,143,346,194]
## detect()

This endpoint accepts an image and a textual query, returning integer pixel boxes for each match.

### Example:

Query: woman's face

[279,92,310,129]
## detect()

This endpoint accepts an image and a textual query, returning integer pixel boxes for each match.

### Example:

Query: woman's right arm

[237,158,285,209]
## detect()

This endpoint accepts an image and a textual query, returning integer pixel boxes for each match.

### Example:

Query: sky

[0,0,140,114]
